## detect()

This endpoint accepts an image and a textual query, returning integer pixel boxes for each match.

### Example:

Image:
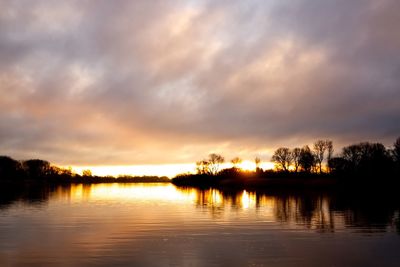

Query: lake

[1,183,399,267]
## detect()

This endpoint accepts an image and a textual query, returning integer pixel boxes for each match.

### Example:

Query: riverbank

[171,171,400,191]
[0,175,171,185]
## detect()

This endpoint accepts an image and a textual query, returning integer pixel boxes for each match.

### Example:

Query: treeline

[271,140,333,173]
[271,137,400,178]
[0,156,170,183]
[189,136,400,177]
[172,137,400,188]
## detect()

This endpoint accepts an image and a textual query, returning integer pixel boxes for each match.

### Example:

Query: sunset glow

[1,0,399,176]
[71,164,195,178]
[71,161,275,177]
[2,1,400,267]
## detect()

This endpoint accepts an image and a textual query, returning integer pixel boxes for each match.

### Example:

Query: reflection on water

[182,187,400,234]
[1,183,400,267]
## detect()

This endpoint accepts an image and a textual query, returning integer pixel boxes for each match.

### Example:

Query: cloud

[1,0,399,165]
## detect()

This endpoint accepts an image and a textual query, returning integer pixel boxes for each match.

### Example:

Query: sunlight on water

[70,183,197,202]
[1,183,400,267]
[241,190,256,209]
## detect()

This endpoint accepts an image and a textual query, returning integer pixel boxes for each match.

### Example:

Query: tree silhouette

[341,142,392,174]
[292,148,301,172]
[195,154,225,175]
[393,137,400,167]
[328,157,348,174]
[313,140,332,173]
[327,141,334,172]
[299,146,315,172]
[196,160,210,175]
[231,157,242,169]
[82,169,92,177]
[0,156,22,179]
[341,144,362,170]
[271,147,293,172]
[22,159,51,179]
[208,153,224,175]
[254,157,261,172]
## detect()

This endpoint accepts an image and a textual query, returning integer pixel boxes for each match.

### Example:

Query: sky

[1,0,400,176]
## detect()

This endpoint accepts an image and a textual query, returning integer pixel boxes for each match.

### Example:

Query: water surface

[0,183,399,267]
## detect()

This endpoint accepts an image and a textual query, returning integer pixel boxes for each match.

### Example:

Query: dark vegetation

[1,137,399,189]
[0,157,169,184]
[172,137,400,189]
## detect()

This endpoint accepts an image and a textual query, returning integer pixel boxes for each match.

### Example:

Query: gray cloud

[1,0,399,165]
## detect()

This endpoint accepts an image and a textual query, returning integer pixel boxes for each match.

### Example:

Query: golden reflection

[180,187,341,230]
[241,190,257,209]
[210,189,223,205]
[69,183,197,202]
[71,184,84,199]
[257,195,276,207]
[61,184,342,231]
[192,189,224,207]
[64,184,92,201]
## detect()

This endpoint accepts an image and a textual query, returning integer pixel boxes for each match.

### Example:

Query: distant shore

[2,133,400,189]
[171,170,400,191]
[0,176,171,185]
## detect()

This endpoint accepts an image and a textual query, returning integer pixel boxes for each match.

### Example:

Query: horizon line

[67,161,275,178]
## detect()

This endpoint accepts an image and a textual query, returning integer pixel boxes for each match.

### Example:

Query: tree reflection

[0,183,72,210]
[330,191,400,233]
[1,183,399,235]
[178,187,400,234]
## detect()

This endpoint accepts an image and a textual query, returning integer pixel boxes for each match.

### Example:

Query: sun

[238,160,256,171]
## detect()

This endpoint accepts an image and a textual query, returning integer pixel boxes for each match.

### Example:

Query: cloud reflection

[1,183,400,266]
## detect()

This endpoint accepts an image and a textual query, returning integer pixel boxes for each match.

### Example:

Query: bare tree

[292,148,301,172]
[326,140,334,172]
[196,160,210,175]
[208,153,225,175]
[313,140,333,173]
[82,169,92,177]
[255,157,261,170]
[327,141,334,161]
[271,147,293,172]
[231,157,242,169]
